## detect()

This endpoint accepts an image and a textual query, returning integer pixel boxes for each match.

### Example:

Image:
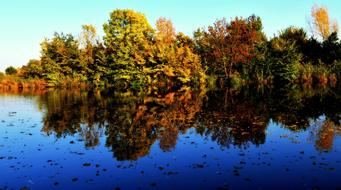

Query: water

[0,87,340,189]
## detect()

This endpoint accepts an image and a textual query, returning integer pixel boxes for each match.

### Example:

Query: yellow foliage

[310,4,338,40]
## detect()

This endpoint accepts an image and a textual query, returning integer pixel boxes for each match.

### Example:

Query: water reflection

[27,85,340,160]
[37,87,205,160]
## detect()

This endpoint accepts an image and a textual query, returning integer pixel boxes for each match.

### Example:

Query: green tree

[103,9,154,84]
[322,32,341,65]
[92,42,109,86]
[268,35,301,85]
[40,32,80,85]
[5,66,17,75]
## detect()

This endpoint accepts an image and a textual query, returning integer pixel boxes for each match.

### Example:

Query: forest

[1,4,340,91]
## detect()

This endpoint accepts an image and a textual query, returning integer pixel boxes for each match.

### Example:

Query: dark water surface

[0,87,340,189]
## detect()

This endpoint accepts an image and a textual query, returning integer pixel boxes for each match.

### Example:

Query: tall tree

[103,9,154,83]
[79,25,98,80]
[308,4,338,40]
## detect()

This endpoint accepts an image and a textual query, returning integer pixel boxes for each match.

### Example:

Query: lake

[0,86,340,189]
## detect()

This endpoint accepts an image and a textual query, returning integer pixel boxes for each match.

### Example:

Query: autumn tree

[21,59,43,78]
[155,17,176,44]
[308,4,338,40]
[153,17,206,86]
[195,16,261,79]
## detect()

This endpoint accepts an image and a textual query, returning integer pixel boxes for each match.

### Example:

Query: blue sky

[0,0,340,71]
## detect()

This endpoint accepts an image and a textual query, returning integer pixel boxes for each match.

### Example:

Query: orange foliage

[156,17,176,45]
[201,16,261,77]
[310,4,338,40]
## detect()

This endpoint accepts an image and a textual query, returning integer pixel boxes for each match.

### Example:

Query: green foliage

[91,42,109,86]
[298,63,314,84]
[103,9,154,84]
[268,36,301,85]
[321,32,341,65]
[331,61,341,79]
[230,73,242,88]
[312,64,330,85]
[5,66,17,75]
[40,32,81,85]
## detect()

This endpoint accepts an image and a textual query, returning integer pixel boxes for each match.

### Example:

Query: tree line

[2,4,341,89]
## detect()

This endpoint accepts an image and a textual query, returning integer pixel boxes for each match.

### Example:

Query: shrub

[299,64,314,85]
[312,64,329,86]
[268,37,301,85]
[5,66,17,75]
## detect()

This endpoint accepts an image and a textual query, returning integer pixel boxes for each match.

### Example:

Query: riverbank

[0,75,91,90]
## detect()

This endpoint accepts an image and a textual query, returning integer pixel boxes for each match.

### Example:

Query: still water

[0,87,340,189]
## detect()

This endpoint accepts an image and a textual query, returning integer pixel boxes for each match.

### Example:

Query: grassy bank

[0,75,91,90]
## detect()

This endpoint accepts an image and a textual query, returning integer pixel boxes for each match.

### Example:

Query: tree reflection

[197,89,268,147]
[106,87,205,160]
[27,84,341,161]
[310,118,341,152]
[40,90,108,148]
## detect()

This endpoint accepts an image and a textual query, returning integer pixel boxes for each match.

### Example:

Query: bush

[312,64,329,86]
[299,64,314,85]
[331,61,341,79]
[268,37,301,85]
[230,73,242,88]
[5,66,17,75]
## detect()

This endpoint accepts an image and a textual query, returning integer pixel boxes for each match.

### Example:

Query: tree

[103,9,154,84]
[40,32,80,85]
[195,16,261,78]
[79,25,98,80]
[21,59,43,78]
[308,4,338,40]
[153,17,206,86]
[279,27,307,50]
[321,32,341,65]
[268,35,301,85]
[92,42,109,86]
[156,17,176,45]
[5,66,17,75]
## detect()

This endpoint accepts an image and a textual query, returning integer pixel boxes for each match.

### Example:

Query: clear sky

[0,0,340,71]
